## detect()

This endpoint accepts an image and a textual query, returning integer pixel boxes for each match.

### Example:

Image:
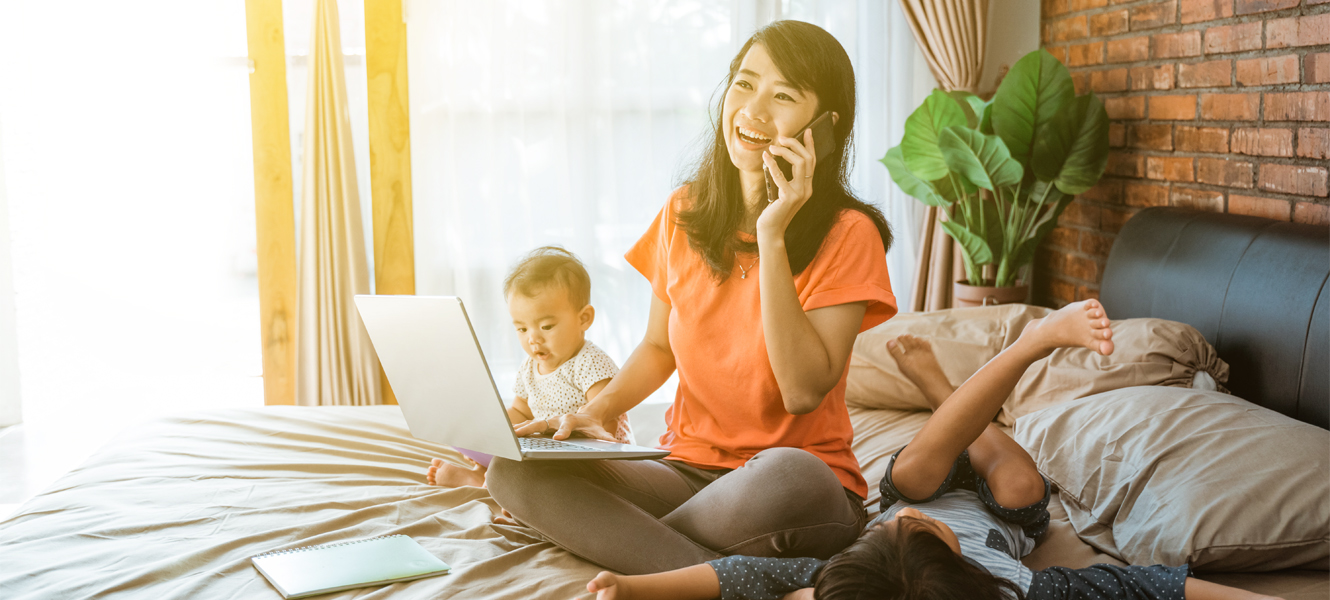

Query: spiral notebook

[251,535,450,599]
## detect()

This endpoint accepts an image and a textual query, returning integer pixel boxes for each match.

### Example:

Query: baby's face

[508,287,593,375]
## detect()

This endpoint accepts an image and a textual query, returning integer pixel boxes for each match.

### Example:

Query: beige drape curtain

[295,0,381,406]
[898,0,989,311]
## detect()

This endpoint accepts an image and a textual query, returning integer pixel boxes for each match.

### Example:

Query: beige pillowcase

[998,318,1230,427]
[846,304,1051,410]
[1015,386,1330,572]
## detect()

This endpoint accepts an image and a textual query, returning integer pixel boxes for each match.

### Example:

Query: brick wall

[1034,0,1329,307]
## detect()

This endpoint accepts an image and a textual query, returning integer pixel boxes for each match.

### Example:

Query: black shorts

[879,447,1052,540]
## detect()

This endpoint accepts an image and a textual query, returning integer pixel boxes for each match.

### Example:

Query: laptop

[354,295,669,461]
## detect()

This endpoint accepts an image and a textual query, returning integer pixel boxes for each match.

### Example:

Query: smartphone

[765,111,837,201]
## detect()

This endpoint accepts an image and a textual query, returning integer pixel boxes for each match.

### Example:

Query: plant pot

[953,280,1029,308]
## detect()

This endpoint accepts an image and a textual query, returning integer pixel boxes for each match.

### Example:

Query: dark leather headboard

[1100,207,1329,430]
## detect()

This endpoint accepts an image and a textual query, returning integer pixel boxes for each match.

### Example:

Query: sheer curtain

[406,0,928,402]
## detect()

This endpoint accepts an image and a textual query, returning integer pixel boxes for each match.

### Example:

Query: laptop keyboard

[519,436,607,452]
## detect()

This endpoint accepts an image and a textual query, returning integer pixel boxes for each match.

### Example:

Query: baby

[426,246,631,488]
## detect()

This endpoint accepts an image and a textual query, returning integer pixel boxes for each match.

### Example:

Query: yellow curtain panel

[295,0,381,406]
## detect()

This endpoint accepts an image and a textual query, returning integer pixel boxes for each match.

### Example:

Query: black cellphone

[765,111,837,201]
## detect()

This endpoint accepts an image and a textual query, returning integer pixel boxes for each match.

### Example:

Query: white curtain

[406,0,927,400]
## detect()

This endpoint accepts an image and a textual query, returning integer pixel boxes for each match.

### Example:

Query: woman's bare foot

[1017,299,1114,357]
[887,335,955,409]
[425,457,487,488]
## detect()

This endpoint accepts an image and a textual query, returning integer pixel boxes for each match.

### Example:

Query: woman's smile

[721,42,819,175]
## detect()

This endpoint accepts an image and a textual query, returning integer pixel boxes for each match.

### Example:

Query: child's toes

[887,338,904,355]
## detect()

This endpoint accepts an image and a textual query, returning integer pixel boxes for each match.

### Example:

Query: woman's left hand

[756,124,820,241]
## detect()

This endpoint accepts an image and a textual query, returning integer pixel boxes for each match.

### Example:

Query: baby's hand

[586,571,628,600]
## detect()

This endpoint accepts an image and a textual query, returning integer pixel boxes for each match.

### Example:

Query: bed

[1,207,1326,599]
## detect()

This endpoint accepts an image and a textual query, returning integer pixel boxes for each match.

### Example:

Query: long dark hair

[676,20,892,281]
[814,520,1025,600]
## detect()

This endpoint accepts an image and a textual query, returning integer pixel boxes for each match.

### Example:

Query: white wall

[0,115,20,427]
[980,0,1042,95]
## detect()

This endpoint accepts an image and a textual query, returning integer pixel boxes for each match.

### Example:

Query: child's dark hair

[503,246,592,308]
[814,518,1025,600]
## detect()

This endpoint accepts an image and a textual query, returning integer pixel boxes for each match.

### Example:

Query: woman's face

[721,43,821,175]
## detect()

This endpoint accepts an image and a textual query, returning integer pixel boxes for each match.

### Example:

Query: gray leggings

[487,447,867,575]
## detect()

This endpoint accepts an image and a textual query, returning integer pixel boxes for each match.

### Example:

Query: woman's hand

[756,127,818,240]
[512,413,617,442]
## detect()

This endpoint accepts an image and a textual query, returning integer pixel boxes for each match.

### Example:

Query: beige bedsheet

[0,406,1323,599]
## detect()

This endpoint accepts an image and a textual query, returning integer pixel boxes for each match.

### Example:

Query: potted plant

[882,49,1109,307]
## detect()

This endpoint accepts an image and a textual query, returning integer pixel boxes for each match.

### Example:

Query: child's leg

[889,336,1046,509]
[889,300,1113,502]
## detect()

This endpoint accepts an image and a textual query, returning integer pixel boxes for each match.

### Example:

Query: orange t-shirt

[624,188,897,498]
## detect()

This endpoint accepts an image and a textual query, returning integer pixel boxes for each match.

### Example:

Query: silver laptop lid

[354,295,523,461]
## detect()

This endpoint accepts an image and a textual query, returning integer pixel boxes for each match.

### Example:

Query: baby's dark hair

[813,518,1025,600]
[503,246,592,308]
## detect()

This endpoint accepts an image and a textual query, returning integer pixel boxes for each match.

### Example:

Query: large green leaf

[979,101,994,135]
[881,145,949,206]
[938,127,1024,191]
[1033,94,1110,195]
[1007,187,1074,269]
[992,49,1074,168]
[948,91,984,128]
[940,219,994,266]
[933,172,976,203]
[901,89,968,181]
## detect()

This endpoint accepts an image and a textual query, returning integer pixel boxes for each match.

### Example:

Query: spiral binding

[253,534,405,560]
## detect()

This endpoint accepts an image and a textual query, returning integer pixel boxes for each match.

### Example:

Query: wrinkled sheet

[0,406,1322,599]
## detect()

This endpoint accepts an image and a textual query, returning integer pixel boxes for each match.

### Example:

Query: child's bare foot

[887,335,954,408]
[426,457,487,488]
[1018,299,1114,357]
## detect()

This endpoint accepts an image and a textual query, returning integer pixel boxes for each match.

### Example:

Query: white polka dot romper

[512,340,633,444]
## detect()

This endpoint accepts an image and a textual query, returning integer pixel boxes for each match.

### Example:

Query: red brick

[1258,164,1330,197]
[1149,95,1198,120]
[1107,36,1151,63]
[1046,227,1080,251]
[1051,15,1089,42]
[1293,202,1330,225]
[1109,123,1127,147]
[1049,278,1077,305]
[1231,128,1294,157]
[1267,14,1330,49]
[1298,128,1330,159]
[1070,0,1110,10]
[1076,286,1102,302]
[1229,194,1291,220]
[1147,157,1196,182]
[1176,126,1230,153]
[1044,0,1072,17]
[1182,0,1234,23]
[1127,181,1174,205]
[1091,69,1130,93]
[1170,187,1225,211]
[1235,0,1298,14]
[1178,60,1232,88]
[1081,231,1115,258]
[1106,96,1147,119]
[1236,55,1300,86]
[1081,179,1125,203]
[1131,65,1175,90]
[1204,22,1262,54]
[1200,93,1260,120]
[1062,201,1102,228]
[1101,207,1136,233]
[1132,1,1177,29]
[1065,255,1101,282]
[1154,31,1203,59]
[1129,124,1174,150]
[1107,152,1148,176]
[1090,11,1130,36]
[1048,45,1070,65]
[1197,157,1255,187]
[1068,42,1105,67]
[1071,71,1091,95]
[1307,54,1330,85]
[1264,92,1330,122]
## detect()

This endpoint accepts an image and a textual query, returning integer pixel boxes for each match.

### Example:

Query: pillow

[846,304,1051,410]
[1014,386,1330,572]
[997,318,1230,427]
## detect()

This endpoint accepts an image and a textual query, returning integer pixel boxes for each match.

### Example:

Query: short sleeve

[800,210,897,332]
[574,343,620,393]
[1028,564,1190,600]
[512,358,531,399]
[707,556,825,600]
[624,191,681,305]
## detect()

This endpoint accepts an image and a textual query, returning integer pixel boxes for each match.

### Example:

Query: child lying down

[581,300,1282,600]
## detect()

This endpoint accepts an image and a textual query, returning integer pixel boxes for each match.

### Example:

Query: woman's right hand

[513,412,618,442]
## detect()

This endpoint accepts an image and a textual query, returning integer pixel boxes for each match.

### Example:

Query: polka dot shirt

[513,340,632,444]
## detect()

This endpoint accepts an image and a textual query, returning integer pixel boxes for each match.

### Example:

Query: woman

[488,20,896,575]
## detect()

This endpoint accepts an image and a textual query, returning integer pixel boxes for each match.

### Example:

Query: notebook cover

[251,535,449,599]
